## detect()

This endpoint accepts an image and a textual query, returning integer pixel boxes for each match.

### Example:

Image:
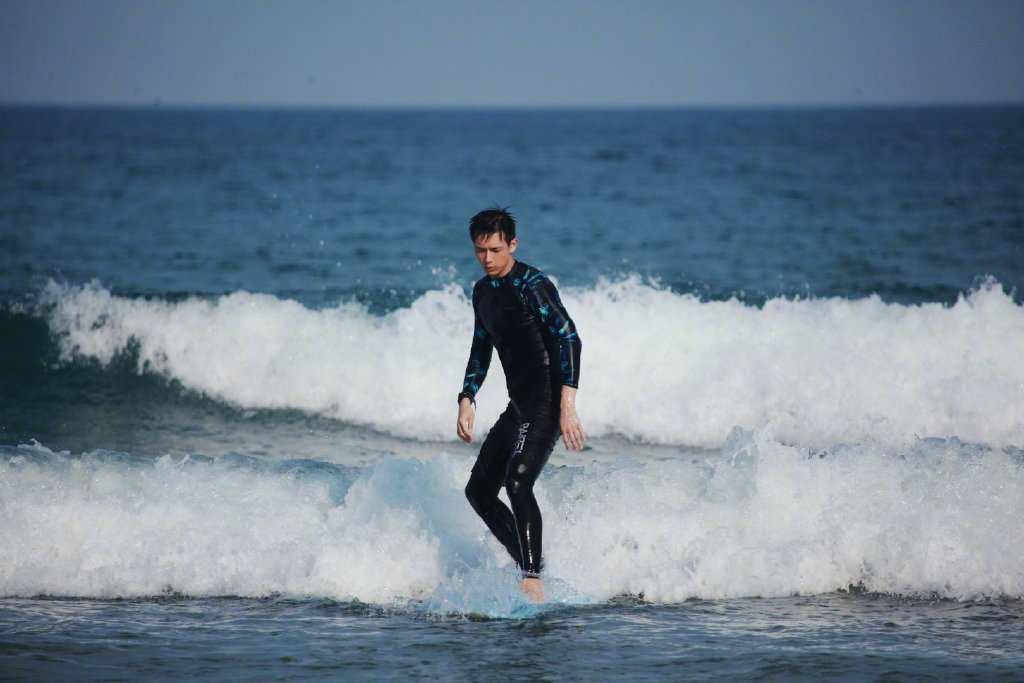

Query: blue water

[1,106,1023,680]
[3,595,1022,681]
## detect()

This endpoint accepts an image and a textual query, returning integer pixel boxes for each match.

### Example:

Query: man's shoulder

[512,262,554,292]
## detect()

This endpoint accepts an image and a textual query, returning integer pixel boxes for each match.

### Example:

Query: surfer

[456,207,585,605]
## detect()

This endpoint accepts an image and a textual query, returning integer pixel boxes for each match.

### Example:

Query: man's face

[474,232,518,279]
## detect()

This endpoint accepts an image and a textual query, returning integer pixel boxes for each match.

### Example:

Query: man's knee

[504,465,534,504]
[465,474,491,512]
[465,478,479,507]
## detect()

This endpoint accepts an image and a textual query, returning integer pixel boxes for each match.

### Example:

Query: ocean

[1,106,1023,681]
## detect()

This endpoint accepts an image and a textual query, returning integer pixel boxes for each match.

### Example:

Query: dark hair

[469,206,516,244]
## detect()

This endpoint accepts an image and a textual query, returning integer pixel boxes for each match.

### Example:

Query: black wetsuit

[460,260,581,576]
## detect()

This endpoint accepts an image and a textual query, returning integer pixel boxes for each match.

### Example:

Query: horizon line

[3,99,1024,112]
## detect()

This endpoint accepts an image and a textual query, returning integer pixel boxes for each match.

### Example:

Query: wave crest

[39,277,1024,449]
[3,432,1022,605]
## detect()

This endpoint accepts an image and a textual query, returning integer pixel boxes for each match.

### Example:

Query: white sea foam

[40,277,1024,450]
[2,433,1021,607]
[545,428,1024,603]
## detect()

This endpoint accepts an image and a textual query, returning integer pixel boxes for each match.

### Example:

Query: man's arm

[521,270,585,450]
[520,270,582,389]
[457,294,492,443]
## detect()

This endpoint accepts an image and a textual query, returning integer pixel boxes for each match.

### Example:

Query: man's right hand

[457,398,475,443]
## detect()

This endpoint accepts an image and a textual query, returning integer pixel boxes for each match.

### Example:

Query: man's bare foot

[521,576,545,604]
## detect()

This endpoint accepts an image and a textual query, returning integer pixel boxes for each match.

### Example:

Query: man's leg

[504,413,557,604]
[464,407,523,567]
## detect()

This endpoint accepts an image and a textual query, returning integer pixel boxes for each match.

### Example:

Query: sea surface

[1,106,1023,680]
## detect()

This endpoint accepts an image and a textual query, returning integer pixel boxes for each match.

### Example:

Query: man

[456,207,585,604]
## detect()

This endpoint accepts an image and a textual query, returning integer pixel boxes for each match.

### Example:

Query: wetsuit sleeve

[522,272,582,388]
[460,294,493,402]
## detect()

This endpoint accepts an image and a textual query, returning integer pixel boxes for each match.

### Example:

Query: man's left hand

[559,386,586,451]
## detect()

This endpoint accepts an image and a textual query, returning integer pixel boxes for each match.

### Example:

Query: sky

[1,0,1023,108]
